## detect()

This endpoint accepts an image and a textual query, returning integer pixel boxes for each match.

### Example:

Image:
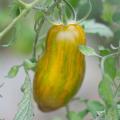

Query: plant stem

[66,104,71,120]
[101,52,120,76]
[78,0,92,24]
[0,0,41,40]
[32,0,62,60]
[32,18,45,61]
[0,83,4,88]
[63,0,76,20]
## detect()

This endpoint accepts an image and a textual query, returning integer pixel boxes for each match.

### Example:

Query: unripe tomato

[33,24,86,112]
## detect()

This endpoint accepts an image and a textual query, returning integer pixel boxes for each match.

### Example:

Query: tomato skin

[33,24,86,112]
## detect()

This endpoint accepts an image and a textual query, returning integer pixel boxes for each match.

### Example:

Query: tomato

[33,24,86,112]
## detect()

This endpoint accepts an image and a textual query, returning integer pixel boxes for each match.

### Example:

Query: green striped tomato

[33,24,86,112]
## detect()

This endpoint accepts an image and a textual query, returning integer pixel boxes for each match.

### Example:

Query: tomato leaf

[99,74,114,107]
[81,20,113,38]
[13,75,33,120]
[98,74,119,119]
[103,56,116,80]
[79,45,98,56]
[101,3,113,24]
[98,46,111,56]
[6,65,19,78]
[78,109,89,119]
[87,100,104,118]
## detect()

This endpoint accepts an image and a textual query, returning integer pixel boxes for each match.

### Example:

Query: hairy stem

[0,0,41,40]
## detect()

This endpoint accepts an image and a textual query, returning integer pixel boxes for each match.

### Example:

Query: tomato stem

[0,0,42,41]
[63,0,76,21]
[32,18,45,61]
[79,0,92,23]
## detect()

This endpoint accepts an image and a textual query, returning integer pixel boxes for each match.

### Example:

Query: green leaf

[67,111,82,120]
[101,3,113,24]
[78,109,89,119]
[14,75,33,120]
[6,65,19,78]
[13,21,35,54]
[99,74,114,107]
[105,106,119,120]
[81,20,113,38]
[98,46,110,56]
[87,100,104,118]
[104,56,116,80]
[79,45,97,56]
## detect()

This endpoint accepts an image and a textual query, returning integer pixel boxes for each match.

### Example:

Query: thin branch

[0,0,42,40]
[32,18,45,61]
[32,0,62,60]
[66,104,71,120]
[101,52,120,76]
[63,0,76,20]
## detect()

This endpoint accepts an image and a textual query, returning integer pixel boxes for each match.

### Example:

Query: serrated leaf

[81,20,113,38]
[99,74,114,107]
[87,100,104,118]
[79,45,97,56]
[6,65,19,78]
[14,75,33,120]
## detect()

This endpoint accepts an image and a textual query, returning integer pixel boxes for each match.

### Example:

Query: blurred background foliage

[0,0,120,54]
